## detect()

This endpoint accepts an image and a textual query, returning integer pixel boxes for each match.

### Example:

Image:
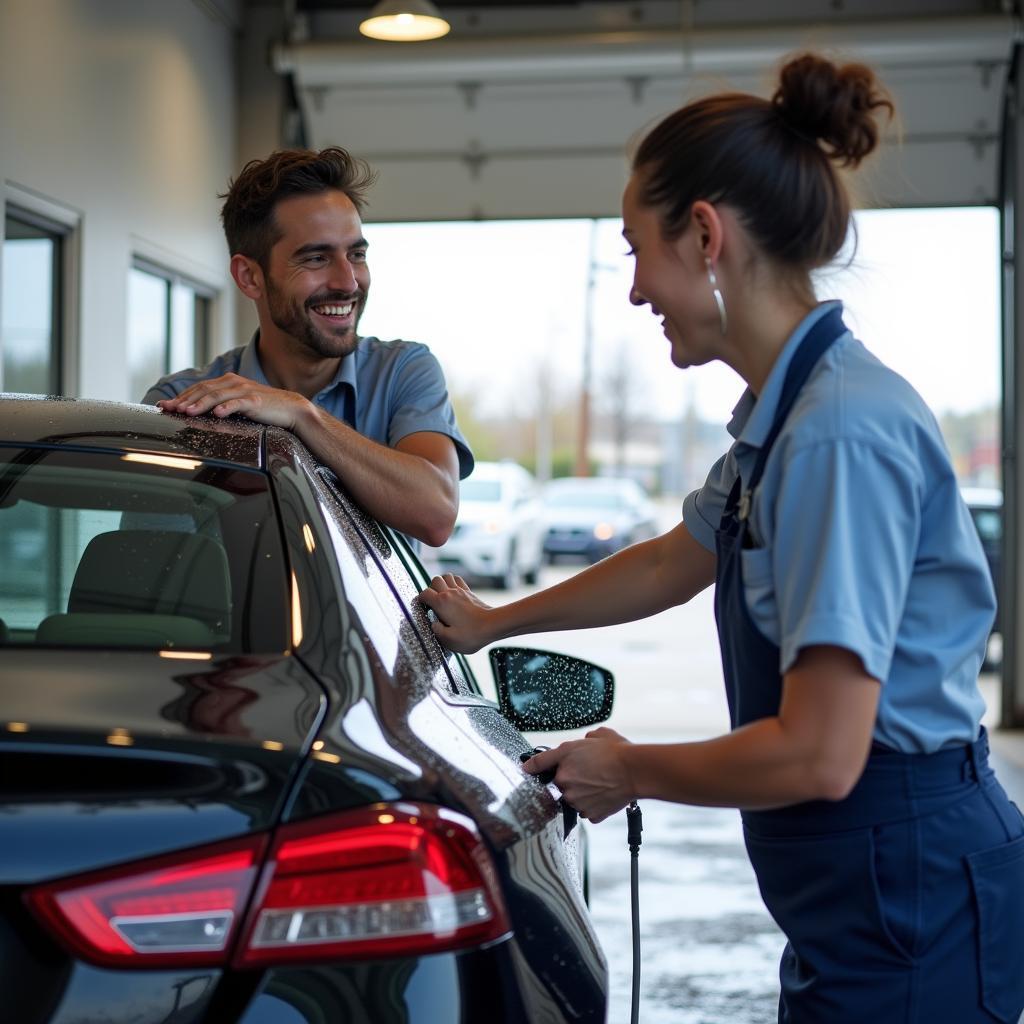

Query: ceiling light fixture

[359,0,450,42]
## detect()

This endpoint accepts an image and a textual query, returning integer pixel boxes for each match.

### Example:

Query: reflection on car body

[0,395,610,1024]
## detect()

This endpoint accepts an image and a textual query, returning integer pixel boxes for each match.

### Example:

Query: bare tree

[601,342,646,475]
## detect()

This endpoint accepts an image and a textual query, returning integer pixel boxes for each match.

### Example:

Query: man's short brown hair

[220,147,377,267]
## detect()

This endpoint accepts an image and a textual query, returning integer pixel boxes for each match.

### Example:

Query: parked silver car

[431,461,546,589]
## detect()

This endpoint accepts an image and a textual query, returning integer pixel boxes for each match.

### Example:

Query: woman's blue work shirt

[684,301,996,753]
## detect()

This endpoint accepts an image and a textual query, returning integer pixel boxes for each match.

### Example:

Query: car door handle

[519,746,554,783]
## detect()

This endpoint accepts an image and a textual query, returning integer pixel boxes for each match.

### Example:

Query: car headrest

[69,530,231,635]
[36,612,222,649]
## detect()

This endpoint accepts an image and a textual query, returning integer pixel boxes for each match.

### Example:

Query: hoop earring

[705,258,727,335]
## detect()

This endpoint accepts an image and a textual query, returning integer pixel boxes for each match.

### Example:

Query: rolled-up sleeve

[386,346,474,478]
[770,439,920,681]
[683,451,738,552]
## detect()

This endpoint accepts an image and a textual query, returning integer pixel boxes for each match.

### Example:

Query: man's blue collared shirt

[683,302,995,753]
[143,332,474,479]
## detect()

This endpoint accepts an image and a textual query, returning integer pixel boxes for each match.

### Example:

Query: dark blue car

[962,486,1002,668]
[0,395,610,1024]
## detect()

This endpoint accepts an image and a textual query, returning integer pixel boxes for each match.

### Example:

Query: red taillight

[26,835,267,968]
[26,804,509,968]
[236,804,510,964]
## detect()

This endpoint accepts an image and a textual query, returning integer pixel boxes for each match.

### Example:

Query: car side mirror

[490,646,614,732]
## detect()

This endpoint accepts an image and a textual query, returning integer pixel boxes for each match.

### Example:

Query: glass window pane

[2,216,60,394]
[169,280,196,372]
[0,447,288,652]
[128,267,169,402]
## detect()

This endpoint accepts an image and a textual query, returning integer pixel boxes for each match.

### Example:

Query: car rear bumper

[236,934,605,1023]
[4,934,605,1024]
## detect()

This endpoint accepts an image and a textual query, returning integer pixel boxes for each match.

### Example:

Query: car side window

[316,469,480,697]
[385,526,483,698]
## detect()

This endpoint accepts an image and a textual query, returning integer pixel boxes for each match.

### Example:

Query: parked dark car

[541,476,660,564]
[962,486,1002,668]
[0,395,611,1024]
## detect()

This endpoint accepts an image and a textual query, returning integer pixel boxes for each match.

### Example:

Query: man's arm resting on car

[157,374,460,545]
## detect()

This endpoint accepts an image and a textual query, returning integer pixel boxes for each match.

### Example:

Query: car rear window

[0,446,289,653]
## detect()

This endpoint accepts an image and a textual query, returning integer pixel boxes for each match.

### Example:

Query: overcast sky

[359,206,1001,426]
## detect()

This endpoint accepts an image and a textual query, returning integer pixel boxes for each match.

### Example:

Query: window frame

[1,194,79,396]
[128,257,217,398]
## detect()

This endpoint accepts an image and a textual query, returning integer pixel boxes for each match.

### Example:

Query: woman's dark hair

[220,147,377,267]
[632,53,894,272]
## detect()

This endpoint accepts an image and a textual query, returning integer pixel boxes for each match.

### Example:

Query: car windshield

[460,479,503,503]
[544,487,629,510]
[0,446,289,653]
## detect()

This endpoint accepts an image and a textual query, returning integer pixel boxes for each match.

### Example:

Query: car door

[310,468,607,1020]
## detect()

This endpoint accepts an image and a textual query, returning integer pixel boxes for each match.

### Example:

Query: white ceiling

[274,1,1017,219]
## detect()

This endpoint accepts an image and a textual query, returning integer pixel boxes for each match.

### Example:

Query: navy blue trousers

[742,732,1024,1023]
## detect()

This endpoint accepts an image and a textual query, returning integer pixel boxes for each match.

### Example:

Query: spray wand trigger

[520,746,556,785]
[627,800,643,853]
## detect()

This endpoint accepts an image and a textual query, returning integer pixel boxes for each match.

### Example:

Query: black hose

[627,801,643,1024]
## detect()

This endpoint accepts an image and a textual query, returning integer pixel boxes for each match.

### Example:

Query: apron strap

[745,305,847,496]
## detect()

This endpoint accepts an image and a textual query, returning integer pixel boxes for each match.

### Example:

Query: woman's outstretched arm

[417,519,717,653]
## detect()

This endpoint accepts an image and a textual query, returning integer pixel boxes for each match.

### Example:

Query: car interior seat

[36,530,232,649]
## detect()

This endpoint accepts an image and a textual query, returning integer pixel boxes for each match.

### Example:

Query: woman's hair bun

[771,53,894,167]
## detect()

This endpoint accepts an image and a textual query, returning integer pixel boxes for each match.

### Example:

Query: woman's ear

[230,254,264,301]
[689,200,724,264]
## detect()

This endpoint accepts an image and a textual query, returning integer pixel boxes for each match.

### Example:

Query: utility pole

[575,220,601,477]
[535,359,553,484]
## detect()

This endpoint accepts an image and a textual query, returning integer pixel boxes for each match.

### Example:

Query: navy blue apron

[714,307,1024,1023]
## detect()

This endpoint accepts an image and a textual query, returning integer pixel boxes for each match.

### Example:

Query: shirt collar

[725,300,844,448]
[242,329,360,403]
[238,331,271,386]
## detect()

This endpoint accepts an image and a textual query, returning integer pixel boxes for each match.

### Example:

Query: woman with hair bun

[420,53,1024,1021]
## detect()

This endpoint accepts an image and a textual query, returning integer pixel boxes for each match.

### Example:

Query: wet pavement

[586,788,782,1024]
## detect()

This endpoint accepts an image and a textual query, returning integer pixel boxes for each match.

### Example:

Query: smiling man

[143,148,472,546]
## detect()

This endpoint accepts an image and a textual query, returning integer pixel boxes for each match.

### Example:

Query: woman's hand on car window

[418,574,496,654]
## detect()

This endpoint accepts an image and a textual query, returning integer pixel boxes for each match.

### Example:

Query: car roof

[0,394,267,468]
[545,476,643,493]
[467,460,532,480]
[960,486,1002,509]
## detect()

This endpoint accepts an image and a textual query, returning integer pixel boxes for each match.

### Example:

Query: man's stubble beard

[266,277,365,360]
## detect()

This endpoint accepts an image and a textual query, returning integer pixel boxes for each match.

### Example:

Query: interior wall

[0,0,240,401]
[234,0,291,349]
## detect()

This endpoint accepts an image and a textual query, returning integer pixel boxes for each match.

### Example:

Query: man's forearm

[295,403,457,545]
